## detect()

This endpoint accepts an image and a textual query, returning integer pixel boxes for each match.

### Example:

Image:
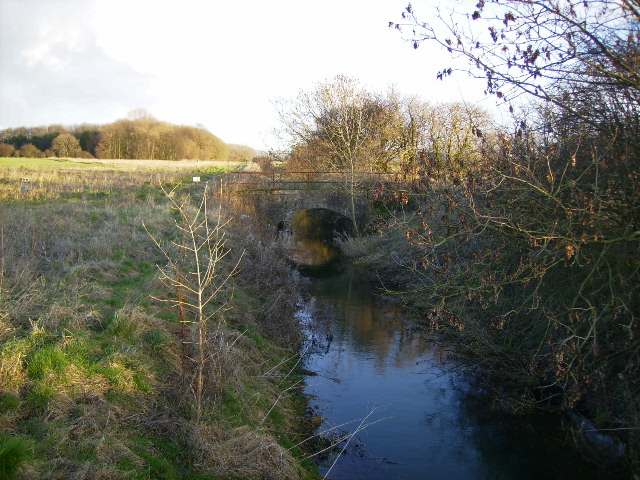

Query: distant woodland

[0,113,254,162]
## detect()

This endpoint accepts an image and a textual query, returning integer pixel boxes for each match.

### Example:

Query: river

[290,234,623,480]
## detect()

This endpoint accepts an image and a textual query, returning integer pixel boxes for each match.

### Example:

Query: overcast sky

[0,0,498,149]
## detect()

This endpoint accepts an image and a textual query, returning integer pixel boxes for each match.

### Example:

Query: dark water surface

[295,237,620,480]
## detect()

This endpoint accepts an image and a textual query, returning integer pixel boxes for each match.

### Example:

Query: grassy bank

[0,160,317,479]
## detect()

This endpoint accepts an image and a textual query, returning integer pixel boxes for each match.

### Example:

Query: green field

[0,156,246,170]
[0,157,245,202]
[0,157,106,169]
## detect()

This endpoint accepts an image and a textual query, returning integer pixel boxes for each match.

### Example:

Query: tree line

[278,76,492,176]
[277,76,493,234]
[0,113,253,162]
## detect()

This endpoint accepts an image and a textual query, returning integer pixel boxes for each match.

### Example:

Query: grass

[0,157,244,202]
[0,157,104,169]
[0,157,245,171]
[0,158,317,479]
[0,435,30,480]
[26,345,69,380]
[0,393,20,414]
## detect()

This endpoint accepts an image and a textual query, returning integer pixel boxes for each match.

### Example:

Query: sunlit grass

[0,157,245,201]
[0,157,105,170]
[0,156,246,171]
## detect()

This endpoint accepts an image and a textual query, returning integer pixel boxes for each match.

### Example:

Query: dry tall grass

[0,162,314,479]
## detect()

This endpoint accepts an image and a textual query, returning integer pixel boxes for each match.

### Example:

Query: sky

[0,0,499,150]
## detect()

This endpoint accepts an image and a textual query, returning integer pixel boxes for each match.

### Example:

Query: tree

[95,118,229,161]
[0,143,15,157]
[278,76,398,234]
[386,97,492,179]
[380,93,428,171]
[393,1,640,130]
[390,1,640,465]
[17,143,44,158]
[2,132,29,150]
[78,129,101,156]
[127,108,156,122]
[145,185,242,422]
[30,131,60,152]
[52,133,82,158]
[228,144,255,163]
[421,102,492,177]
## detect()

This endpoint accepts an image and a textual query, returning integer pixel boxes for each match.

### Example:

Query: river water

[291,235,622,480]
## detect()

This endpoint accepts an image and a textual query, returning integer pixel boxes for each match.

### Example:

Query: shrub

[0,143,15,157]
[17,143,44,158]
[253,155,272,172]
[76,150,94,159]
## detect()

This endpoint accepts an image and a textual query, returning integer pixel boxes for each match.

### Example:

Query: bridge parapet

[222,188,370,234]
[222,171,415,191]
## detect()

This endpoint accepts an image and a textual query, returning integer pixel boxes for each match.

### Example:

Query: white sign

[193,176,201,182]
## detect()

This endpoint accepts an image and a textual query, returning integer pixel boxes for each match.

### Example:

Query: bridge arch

[291,208,355,240]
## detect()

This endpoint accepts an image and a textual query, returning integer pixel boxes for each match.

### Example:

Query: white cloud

[1,0,499,148]
[0,0,156,128]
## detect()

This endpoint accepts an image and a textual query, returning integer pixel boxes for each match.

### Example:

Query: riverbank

[339,230,633,476]
[0,163,317,479]
[297,262,629,479]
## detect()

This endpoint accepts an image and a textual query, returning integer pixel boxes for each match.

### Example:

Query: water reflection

[288,233,341,267]
[300,267,478,480]
[286,208,353,268]
[303,267,430,371]
[300,264,621,480]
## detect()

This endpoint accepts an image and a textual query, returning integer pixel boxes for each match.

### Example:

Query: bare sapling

[144,183,242,422]
[0,212,4,304]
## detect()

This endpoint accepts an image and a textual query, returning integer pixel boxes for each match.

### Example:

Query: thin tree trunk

[349,161,360,236]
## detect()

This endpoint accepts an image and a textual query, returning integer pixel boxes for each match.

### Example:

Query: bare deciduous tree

[145,184,242,422]
[393,0,640,130]
[388,1,639,467]
[278,76,405,235]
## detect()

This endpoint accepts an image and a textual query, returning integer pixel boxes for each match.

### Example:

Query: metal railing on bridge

[221,171,416,189]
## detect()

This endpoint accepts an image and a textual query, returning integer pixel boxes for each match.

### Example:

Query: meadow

[0,158,244,170]
[0,158,315,479]
[0,157,247,202]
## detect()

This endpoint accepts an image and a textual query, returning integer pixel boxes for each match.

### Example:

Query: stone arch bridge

[218,171,413,234]
[226,188,370,235]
